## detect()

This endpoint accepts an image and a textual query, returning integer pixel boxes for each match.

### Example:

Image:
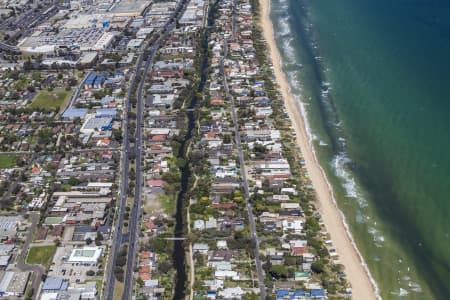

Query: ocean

[269,0,450,298]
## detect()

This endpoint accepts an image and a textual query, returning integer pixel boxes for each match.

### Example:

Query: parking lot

[48,246,103,283]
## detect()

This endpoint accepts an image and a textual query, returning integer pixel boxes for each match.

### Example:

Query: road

[104,1,190,298]
[122,45,154,300]
[0,147,120,156]
[103,39,145,300]
[16,212,43,300]
[122,1,191,298]
[61,72,90,116]
[221,40,267,299]
[0,41,20,54]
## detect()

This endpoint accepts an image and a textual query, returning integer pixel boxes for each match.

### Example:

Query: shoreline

[258,0,379,299]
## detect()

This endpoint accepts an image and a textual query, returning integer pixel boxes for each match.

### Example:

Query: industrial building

[62,108,88,120]
[0,271,30,297]
[80,115,113,134]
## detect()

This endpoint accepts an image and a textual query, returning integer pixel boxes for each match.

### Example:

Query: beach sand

[259,0,378,299]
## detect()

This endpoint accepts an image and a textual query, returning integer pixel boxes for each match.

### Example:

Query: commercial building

[66,247,103,265]
[17,29,116,54]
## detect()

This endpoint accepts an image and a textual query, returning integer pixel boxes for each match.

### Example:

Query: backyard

[0,155,18,168]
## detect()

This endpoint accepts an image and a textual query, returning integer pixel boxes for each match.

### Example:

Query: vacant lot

[29,90,71,111]
[0,155,17,168]
[26,245,57,268]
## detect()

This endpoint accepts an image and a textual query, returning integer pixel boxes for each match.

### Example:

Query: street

[105,0,192,298]
[221,33,267,299]
[16,212,43,300]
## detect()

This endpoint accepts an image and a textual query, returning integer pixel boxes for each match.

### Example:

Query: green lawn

[26,245,57,268]
[0,155,17,168]
[29,89,72,111]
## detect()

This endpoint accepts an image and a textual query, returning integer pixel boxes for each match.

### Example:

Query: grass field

[29,89,72,111]
[26,245,57,268]
[0,155,18,168]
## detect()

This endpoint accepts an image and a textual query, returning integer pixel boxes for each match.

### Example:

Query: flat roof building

[62,108,88,119]
[67,247,102,265]
[110,0,151,17]
[127,38,144,51]
[0,271,30,297]
[80,115,113,134]
[79,51,98,66]
[137,27,154,39]
[42,277,69,292]
[17,29,117,54]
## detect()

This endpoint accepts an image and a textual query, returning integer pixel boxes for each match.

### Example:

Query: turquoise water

[270,0,450,298]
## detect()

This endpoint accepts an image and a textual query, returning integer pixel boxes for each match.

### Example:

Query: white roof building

[126,38,144,50]
[67,247,102,264]
[214,270,239,280]
[219,287,244,299]
[194,220,205,230]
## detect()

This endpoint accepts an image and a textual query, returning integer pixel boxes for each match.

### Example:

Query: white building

[126,38,144,51]
[67,247,103,265]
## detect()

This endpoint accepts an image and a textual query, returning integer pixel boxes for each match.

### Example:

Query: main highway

[103,29,147,300]
[105,0,192,299]
[123,0,191,297]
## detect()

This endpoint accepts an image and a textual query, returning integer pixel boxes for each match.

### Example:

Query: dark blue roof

[276,290,290,299]
[311,289,325,297]
[86,73,97,81]
[74,225,94,233]
[293,290,306,296]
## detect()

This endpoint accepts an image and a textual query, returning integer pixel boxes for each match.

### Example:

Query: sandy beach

[259,0,378,299]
